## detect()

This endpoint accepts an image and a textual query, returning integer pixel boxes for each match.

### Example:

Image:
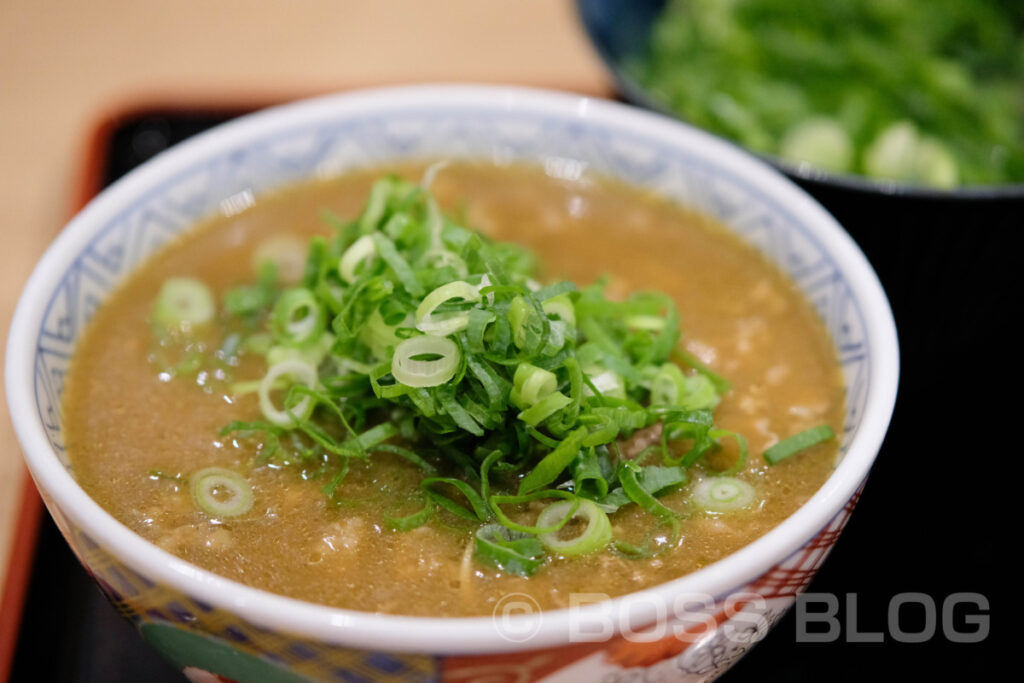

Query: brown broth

[64,162,845,616]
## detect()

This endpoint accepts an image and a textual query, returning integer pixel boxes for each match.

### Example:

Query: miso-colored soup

[64,162,844,617]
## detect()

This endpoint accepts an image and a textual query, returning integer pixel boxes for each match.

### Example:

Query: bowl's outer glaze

[6,85,898,682]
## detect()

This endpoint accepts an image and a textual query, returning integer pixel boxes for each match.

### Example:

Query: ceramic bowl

[6,84,898,682]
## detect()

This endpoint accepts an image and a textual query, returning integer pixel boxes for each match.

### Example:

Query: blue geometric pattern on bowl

[32,105,869,469]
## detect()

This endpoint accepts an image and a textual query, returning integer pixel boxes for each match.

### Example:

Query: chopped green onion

[583,368,625,400]
[619,462,680,519]
[509,295,547,351]
[863,121,958,188]
[474,524,545,577]
[385,498,434,531]
[190,467,253,517]
[154,277,215,329]
[359,309,407,360]
[612,516,681,558]
[258,359,318,427]
[415,280,481,336]
[272,287,325,346]
[542,293,576,326]
[338,234,376,283]
[489,490,580,534]
[517,391,571,427]
[624,314,666,331]
[537,498,612,556]
[391,335,460,388]
[266,332,335,368]
[252,234,306,284]
[708,429,749,475]
[421,477,489,522]
[635,0,1023,186]
[650,362,718,410]
[763,424,836,465]
[649,363,687,406]
[692,476,756,513]
[518,426,588,495]
[673,347,731,395]
[510,363,558,410]
[779,117,854,174]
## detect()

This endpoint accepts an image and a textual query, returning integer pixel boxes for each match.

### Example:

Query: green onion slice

[542,293,576,326]
[583,368,625,400]
[612,516,681,558]
[338,234,376,283]
[692,476,756,513]
[421,477,489,522]
[763,424,836,465]
[154,277,215,329]
[385,498,434,531]
[489,490,579,534]
[415,280,481,336]
[474,524,545,577]
[252,234,307,284]
[517,426,588,494]
[272,287,325,346]
[619,462,680,519]
[517,391,571,426]
[258,359,319,427]
[650,362,687,406]
[510,363,558,409]
[190,467,253,517]
[391,335,460,388]
[537,498,612,556]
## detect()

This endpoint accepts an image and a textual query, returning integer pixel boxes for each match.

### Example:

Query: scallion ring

[583,368,626,399]
[338,234,376,283]
[258,358,319,427]
[154,277,215,329]
[649,362,688,406]
[272,287,325,346]
[510,363,557,410]
[692,477,756,513]
[391,335,460,388]
[517,391,571,426]
[415,281,481,336]
[190,467,253,517]
[542,293,576,326]
[251,234,307,284]
[537,498,612,556]
[421,248,469,278]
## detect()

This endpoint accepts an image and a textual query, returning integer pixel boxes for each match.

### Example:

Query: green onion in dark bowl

[576,0,1024,201]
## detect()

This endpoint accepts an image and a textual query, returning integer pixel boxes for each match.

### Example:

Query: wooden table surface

[0,0,609,596]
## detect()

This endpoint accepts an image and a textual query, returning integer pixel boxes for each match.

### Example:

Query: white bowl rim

[5,83,899,655]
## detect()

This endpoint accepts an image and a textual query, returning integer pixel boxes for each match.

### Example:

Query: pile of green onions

[152,170,833,576]
[632,0,1024,187]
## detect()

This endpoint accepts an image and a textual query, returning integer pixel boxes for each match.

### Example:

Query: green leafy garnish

[763,424,836,465]
[474,524,546,577]
[633,0,1024,186]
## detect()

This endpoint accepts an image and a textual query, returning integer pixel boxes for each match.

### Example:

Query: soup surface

[65,162,844,616]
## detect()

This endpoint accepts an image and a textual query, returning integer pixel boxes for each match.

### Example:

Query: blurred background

[0,0,1002,680]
